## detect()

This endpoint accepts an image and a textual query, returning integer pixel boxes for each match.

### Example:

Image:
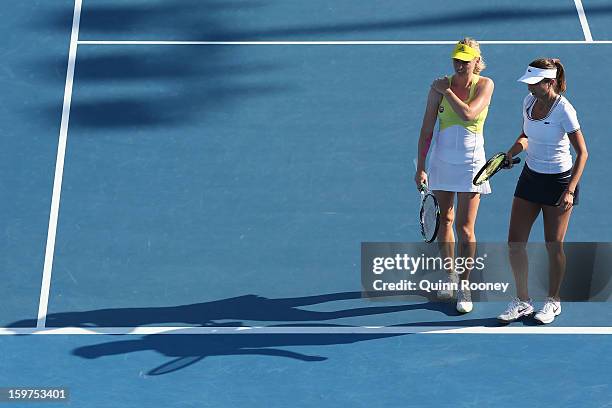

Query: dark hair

[529,58,566,93]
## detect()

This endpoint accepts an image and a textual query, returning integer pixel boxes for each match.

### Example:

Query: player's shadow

[393,317,507,328]
[8,291,458,328]
[7,290,455,375]
[60,293,501,376]
[72,332,406,376]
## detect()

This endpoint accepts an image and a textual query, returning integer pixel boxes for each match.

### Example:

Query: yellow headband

[451,43,480,61]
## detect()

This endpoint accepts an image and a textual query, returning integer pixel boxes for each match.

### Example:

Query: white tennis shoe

[534,298,561,324]
[497,297,534,323]
[456,288,473,313]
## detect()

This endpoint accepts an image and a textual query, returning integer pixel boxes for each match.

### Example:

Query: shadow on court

[72,332,406,376]
[39,1,612,40]
[392,317,501,328]
[8,292,463,327]
[32,0,293,129]
[63,46,292,129]
[219,5,612,40]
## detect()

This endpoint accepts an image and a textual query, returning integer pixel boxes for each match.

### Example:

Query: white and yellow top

[438,75,488,134]
[427,75,490,193]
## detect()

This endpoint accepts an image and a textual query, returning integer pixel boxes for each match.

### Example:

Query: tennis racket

[419,183,440,243]
[473,153,521,186]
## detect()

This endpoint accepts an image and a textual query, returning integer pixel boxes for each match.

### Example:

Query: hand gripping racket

[473,153,521,186]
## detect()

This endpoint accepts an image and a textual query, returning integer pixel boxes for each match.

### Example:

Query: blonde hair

[459,37,486,74]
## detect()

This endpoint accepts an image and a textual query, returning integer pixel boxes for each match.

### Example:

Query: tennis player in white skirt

[414,38,494,313]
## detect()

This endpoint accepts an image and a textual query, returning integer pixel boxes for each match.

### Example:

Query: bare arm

[506,131,528,158]
[416,88,442,171]
[432,77,494,121]
[567,129,588,193]
[558,129,588,211]
[414,88,442,189]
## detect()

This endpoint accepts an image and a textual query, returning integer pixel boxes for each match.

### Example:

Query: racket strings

[475,156,505,184]
[421,195,438,240]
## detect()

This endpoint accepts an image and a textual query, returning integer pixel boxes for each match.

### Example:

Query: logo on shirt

[439,106,445,113]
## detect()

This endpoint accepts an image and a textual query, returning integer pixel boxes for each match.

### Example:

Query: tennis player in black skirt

[497,58,588,324]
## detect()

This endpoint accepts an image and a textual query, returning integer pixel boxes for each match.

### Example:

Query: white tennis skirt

[427,126,491,194]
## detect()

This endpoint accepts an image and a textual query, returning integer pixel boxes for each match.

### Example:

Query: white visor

[517,66,557,84]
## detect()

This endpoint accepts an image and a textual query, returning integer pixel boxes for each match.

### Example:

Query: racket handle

[503,156,521,168]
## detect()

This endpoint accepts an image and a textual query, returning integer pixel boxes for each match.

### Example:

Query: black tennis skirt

[514,164,579,206]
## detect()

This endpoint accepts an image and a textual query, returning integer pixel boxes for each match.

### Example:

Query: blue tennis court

[2,0,612,406]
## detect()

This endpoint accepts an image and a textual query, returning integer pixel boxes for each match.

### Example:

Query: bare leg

[434,190,456,266]
[508,197,541,301]
[455,192,480,283]
[432,191,457,299]
[542,204,574,299]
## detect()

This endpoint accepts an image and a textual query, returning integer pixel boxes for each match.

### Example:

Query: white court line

[574,0,594,42]
[77,40,612,45]
[1,326,612,335]
[36,0,83,329]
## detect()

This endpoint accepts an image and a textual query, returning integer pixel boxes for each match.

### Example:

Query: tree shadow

[232,5,612,40]
[31,1,292,129]
[27,1,612,128]
[64,2,612,41]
